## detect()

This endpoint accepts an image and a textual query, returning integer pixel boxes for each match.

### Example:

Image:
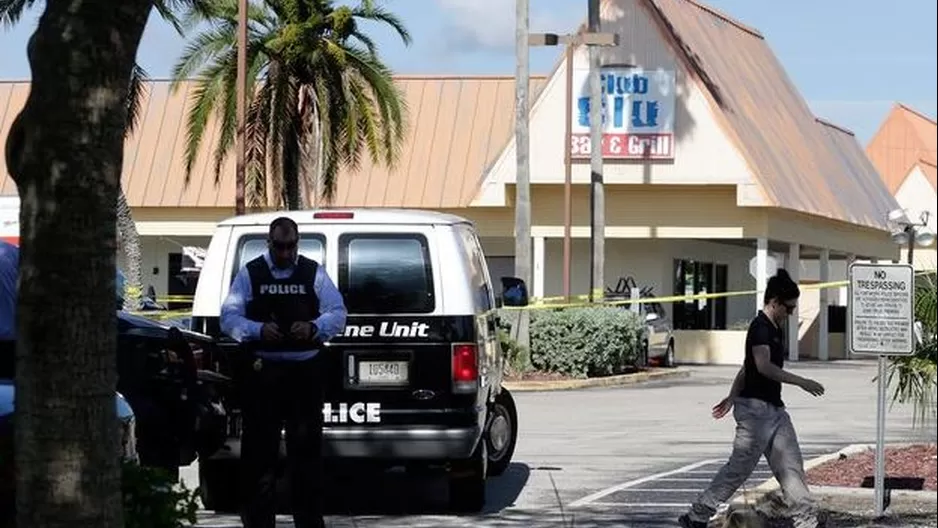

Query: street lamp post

[528,30,617,301]
[888,209,936,266]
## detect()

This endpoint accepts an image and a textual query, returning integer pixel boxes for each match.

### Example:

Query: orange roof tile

[0,75,547,208]
[330,75,546,207]
[865,102,938,193]
[640,0,901,230]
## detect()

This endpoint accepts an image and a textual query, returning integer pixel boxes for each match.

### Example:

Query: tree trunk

[3,1,153,527]
[116,188,142,310]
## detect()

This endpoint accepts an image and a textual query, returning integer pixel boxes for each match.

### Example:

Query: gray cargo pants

[686,397,819,525]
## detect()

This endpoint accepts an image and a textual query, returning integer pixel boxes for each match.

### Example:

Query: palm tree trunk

[116,188,142,310]
[3,0,151,526]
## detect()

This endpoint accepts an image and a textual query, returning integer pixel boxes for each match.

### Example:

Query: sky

[1,0,936,144]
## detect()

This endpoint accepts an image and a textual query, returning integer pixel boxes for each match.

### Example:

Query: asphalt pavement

[184,360,937,527]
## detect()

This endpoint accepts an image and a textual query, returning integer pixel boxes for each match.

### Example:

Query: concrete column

[533,235,546,300]
[786,242,800,362]
[818,248,830,361]
[844,253,856,354]
[755,237,769,312]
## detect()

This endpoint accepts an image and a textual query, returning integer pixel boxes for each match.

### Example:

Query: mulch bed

[503,370,571,382]
[806,444,937,491]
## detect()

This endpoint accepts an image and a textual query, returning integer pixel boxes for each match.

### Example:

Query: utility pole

[528,29,616,302]
[587,0,605,302]
[234,0,248,215]
[514,0,531,348]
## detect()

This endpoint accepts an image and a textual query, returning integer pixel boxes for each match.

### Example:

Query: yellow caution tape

[122,268,935,318]
[502,269,935,311]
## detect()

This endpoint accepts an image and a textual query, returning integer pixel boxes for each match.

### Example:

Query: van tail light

[452,343,479,393]
[313,211,354,220]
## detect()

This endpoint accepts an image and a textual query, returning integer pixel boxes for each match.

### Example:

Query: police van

[189,209,525,513]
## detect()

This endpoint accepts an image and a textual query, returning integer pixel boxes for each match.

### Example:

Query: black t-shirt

[738,311,786,407]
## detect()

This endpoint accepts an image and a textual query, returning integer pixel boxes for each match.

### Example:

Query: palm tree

[170,0,411,210]
[886,272,938,427]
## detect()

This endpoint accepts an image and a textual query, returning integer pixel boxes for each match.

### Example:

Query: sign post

[848,262,915,516]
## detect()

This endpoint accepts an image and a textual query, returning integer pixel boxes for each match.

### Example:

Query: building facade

[0,0,907,364]
[865,103,938,271]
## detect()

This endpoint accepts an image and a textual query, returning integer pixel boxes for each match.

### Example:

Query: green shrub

[529,306,645,378]
[122,461,200,528]
[496,312,532,375]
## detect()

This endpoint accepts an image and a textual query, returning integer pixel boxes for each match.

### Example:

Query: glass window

[339,234,434,314]
[231,234,325,282]
[459,226,493,312]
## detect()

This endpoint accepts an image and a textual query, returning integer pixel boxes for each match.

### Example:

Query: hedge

[528,306,645,378]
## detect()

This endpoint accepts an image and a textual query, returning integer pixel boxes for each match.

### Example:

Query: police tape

[500,269,935,312]
[124,269,934,318]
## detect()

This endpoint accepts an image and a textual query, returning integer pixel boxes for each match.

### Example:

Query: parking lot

[187,361,936,527]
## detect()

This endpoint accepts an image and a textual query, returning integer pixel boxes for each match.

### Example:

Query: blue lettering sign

[577,70,664,130]
[631,100,659,128]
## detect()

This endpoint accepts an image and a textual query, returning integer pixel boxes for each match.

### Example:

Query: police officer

[0,240,18,379]
[220,216,347,528]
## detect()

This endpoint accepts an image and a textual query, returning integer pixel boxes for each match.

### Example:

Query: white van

[189,208,525,513]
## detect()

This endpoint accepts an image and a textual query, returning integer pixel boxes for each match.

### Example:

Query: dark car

[1,310,232,491]
[114,311,232,476]
[0,381,137,520]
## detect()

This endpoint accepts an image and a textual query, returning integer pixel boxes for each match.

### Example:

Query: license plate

[358,360,409,385]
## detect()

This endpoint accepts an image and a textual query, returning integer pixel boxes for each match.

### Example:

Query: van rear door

[323,227,480,430]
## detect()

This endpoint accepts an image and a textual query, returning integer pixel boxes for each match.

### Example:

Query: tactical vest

[244,255,321,352]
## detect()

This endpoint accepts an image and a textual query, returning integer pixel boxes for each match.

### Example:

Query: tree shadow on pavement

[320,462,531,516]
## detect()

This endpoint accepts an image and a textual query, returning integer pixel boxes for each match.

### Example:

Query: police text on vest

[322,402,381,424]
[259,283,308,295]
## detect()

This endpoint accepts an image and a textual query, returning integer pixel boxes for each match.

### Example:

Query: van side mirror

[645,312,659,323]
[500,277,529,307]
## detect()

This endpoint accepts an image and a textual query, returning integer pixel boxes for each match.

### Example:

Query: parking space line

[569,459,723,508]
[656,477,713,482]
[616,488,704,492]
[588,502,690,508]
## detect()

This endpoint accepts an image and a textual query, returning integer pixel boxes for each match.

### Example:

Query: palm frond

[125,64,149,136]
[180,60,231,182]
[349,2,412,47]
[0,0,37,27]
[170,24,238,85]
[340,44,408,164]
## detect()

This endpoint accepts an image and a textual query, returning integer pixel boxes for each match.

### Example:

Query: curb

[732,443,934,506]
[502,367,690,392]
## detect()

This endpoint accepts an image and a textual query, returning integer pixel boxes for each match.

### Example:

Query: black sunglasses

[270,240,298,251]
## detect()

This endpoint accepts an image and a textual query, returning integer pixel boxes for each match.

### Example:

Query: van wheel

[198,458,239,513]
[448,440,487,513]
[485,388,518,477]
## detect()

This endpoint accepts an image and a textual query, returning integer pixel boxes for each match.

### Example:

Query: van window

[338,234,434,314]
[458,226,493,312]
[232,234,325,281]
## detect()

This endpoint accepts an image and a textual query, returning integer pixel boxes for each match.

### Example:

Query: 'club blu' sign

[570,67,675,160]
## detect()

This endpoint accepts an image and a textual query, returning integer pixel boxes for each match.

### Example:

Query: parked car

[605,277,676,368]
[640,301,676,368]
[114,310,231,477]
[0,381,137,522]
[0,310,231,485]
